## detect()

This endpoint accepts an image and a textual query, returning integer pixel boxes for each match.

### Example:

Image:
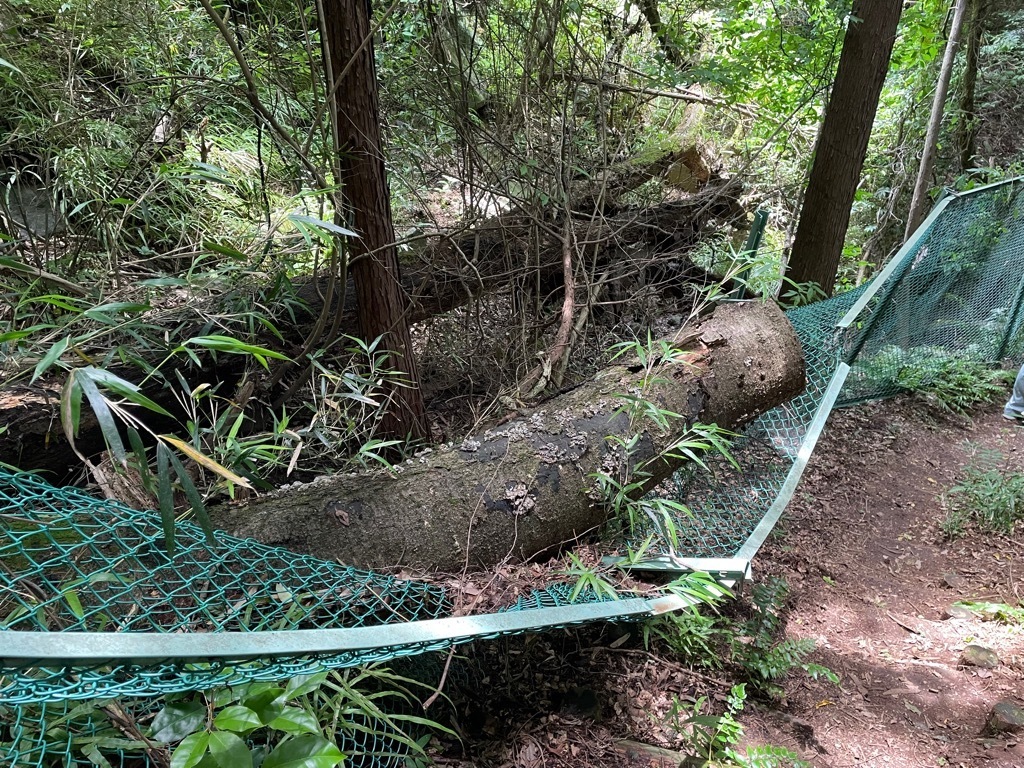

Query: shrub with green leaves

[849,345,1010,413]
[943,463,1024,537]
[732,578,838,697]
[646,577,838,701]
[643,608,727,667]
[0,667,452,768]
[667,683,811,768]
[154,679,346,768]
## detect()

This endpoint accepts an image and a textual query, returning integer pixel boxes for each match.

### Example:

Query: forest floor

[433,396,1024,768]
[744,399,1024,768]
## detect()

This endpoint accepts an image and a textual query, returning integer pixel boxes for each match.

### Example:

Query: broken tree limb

[0,181,744,477]
[518,219,576,398]
[210,299,804,571]
[574,76,758,119]
[293,178,746,334]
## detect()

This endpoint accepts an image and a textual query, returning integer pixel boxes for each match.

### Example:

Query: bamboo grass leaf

[166,447,216,543]
[78,371,127,466]
[156,442,176,555]
[159,434,254,489]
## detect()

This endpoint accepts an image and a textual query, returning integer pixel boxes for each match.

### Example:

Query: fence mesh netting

[632,287,863,558]
[3,178,1024,766]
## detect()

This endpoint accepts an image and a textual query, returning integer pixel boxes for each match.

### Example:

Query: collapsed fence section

[657,178,1024,568]
[840,180,1024,404]
[2,177,1024,766]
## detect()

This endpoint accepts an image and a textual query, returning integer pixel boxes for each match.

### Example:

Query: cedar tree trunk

[322,0,429,440]
[785,0,903,296]
[211,300,804,571]
[957,0,989,171]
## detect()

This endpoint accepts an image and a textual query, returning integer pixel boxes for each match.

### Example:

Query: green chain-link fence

[636,179,1024,564]
[3,177,1023,766]
[841,181,1024,402]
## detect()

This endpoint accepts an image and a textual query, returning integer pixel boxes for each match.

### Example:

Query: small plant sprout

[561,553,621,602]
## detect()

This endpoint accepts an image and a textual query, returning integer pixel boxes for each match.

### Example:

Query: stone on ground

[986,700,1024,735]
[961,644,999,669]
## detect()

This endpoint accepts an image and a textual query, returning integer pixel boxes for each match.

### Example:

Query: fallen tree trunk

[0,385,97,473]
[294,178,745,333]
[0,375,233,481]
[211,299,803,571]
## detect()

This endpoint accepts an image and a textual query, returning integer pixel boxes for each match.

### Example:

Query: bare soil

[748,400,1024,768]
[431,396,1024,768]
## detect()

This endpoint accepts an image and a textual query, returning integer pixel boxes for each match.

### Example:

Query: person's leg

[1004,364,1024,420]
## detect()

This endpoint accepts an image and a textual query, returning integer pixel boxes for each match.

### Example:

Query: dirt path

[438,397,1024,768]
[748,401,1024,768]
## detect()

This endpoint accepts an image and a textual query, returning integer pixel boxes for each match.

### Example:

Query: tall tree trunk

[785,0,903,297]
[905,0,969,240]
[322,0,430,441]
[636,0,684,67]
[957,0,989,171]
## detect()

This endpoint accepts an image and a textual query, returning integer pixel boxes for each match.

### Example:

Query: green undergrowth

[648,577,837,699]
[668,683,811,768]
[951,600,1024,624]
[646,577,835,766]
[0,666,453,768]
[850,345,1013,414]
[942,448,1024,538]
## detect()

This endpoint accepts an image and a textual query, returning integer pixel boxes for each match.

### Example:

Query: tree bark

[905,0,969,240]
[322,0,430,441]
[785,0,904,296]
[957,0,988,172]
[636,0,685,67]
[210,300,804,571]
